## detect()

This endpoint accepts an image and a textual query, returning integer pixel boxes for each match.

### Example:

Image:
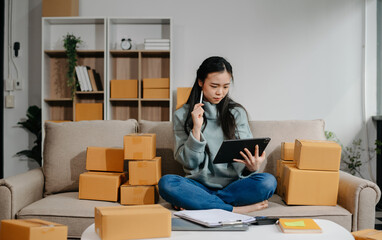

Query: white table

[81,219,354,240]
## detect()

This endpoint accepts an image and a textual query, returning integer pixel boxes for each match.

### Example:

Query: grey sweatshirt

[173,101,254,189]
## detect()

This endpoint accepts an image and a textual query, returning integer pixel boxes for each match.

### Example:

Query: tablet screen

[213,138,271,164]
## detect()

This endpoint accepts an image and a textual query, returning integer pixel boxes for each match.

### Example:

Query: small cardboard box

[352,229,382,240]
[95,205,171,240]
[294,139,341,171]
[0,219,68,240]
[143,78,170,89]
[75,103,103,121]
[129,157,161,185]
[281,142,294,161]
[42,0,78,17]
[120,182,158,205]
[86,147,124,172]
[124,133,156,160]
[176,87,192,109]
[110,80,138,98]
[79,172,126,202]
[282,165,339,206]
[143,88,169,99]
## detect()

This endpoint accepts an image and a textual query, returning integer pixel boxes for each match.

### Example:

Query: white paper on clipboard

[174,209,256,227]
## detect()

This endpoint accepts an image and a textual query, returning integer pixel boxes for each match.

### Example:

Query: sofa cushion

[139,120,184,176]
[43,120,138,195]
[249,119,326,175]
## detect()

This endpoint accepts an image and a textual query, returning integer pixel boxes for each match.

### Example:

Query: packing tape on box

[137,162,148,167]
[139,180,149,185]
[133,152,143,158]
[132,137,142,144]
[23,220,57,233]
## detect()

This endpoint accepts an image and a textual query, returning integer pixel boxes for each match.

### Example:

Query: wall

[3,0,378,180]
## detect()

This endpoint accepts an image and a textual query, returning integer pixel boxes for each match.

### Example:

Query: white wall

[3,0,378,180]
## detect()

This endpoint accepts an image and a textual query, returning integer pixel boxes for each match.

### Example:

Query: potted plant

[16,105,42,166]
[63,33,82,98]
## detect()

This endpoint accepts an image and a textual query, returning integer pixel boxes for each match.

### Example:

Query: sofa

[0,119,380,239]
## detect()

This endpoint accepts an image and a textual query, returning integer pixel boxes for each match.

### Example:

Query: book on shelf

[144,38,170,43]
[94,71,103,91]
[144,43,170,47]
[87,68,98,91]
[75,66,86,92]
[144,46,170,50]
[81,66,92,91]
[277,218,322,234]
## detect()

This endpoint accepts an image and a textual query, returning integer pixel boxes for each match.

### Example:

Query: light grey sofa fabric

[1,119,380,239]
[43,120,138,195]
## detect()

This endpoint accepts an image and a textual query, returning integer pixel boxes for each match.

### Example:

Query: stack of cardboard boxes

[277,139,342,206]
[121,133,161,205]
[79,147,127,202]
[143,78,170,99]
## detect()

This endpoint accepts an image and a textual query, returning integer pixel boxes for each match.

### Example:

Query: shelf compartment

[111,101,139,120]
[46,101,73,121]
[140,101,170,121]
[110,53,139,80]
[141,52,170,79]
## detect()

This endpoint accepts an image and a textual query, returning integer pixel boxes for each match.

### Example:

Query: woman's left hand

[233,145,266,172]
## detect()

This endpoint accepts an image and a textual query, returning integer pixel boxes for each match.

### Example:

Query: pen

[200,91,203,103]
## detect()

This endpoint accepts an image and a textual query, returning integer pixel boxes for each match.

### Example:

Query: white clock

[121,38,132,50]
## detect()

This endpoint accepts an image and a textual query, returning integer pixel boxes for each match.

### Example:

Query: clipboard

[173,209,257,228]
[213,137,271,164]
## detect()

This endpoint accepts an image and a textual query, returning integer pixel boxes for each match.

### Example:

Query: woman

[158,56,276,213]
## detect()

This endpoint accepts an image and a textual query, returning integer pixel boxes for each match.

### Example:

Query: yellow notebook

[278,218,322,233]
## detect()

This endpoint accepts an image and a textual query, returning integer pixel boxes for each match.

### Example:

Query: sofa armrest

[338,170,381,231]
[0,168,44,220]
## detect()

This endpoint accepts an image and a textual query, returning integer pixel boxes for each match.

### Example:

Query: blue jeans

[158,173,277,212]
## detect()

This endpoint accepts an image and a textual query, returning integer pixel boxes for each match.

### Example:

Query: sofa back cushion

[43,120,138,195]
[139,120,184,176]
[249,119,326,175]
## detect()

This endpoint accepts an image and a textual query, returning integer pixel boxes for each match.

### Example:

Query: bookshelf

[42,17,107,123]
[42,17,172,125]
[107,18,172,121]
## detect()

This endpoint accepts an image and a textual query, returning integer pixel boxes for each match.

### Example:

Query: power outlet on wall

[14,79,22,90]
[5,95,15,108]
[4,78,14,91]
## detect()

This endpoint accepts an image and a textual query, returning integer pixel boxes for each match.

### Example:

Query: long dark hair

[184,56,246,139]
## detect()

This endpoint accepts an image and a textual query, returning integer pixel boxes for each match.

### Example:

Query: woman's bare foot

[172,205,185,211]
[232,200,268,214]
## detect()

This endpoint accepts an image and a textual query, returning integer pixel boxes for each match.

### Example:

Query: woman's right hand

[191,103,204,141]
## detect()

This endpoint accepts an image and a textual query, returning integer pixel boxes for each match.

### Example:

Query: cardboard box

[143,89,169,99]
[110,80,138,98]
[79,172,126,202]
[129,157,161,185]
[75,103,103,121]
[352,229,382,240]
[124,133,156,160]
[281,142,294,161]
[276,160,294,195]
[42,0,79,17]
[0,219,67,240]
[95,205,171,240]
[86,147,124,172]
[143,78,170,89]
[120,182,158,205]
[176,87,192,110]
[294,139,341,171]
[282,165,339,206]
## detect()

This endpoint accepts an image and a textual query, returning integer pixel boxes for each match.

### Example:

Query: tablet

[213,137,271,164]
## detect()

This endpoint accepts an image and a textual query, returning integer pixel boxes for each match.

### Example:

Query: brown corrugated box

[0,219,67,240]
[294,139,341,171]
[281,142,294,161]
[95,205,171,240]
[86,147,124,172]
[282,164,339,206]
[176,87,192,109]
[124,133,156,160]
[143,89,169,99]
[110,80,138,98]
[276,159,294,195]
[75,103,103,121]
[352,229,382,240]
[42,0,78,17]
[79,172,126,202]
[143,78,170,89]
[128,157,161,185]
[120,182,158,205]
